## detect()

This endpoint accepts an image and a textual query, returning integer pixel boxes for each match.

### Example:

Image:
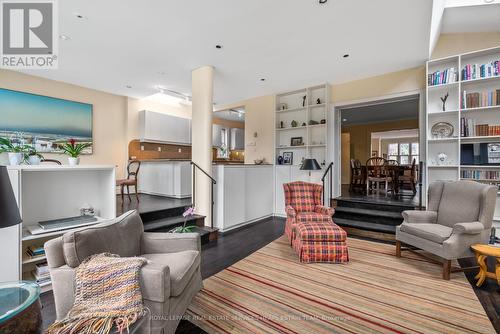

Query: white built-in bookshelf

[274,84,329,167]
[426,46,500,224]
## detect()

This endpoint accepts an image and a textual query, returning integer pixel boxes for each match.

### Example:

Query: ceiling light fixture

[215,45,222,49]
[260,78,266,81]
[75,13,88,20]
[125,85,132,89]
[150,85,192,106]
[59,34,71,40]
[319,0,328,3]
[343,54,349,58]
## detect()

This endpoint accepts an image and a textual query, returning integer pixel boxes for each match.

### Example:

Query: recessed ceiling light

[126,85,132,89]
[215,45,222,49]
[59,34,70,40]
[260,78,266,81]
[157,71,166,75]
[319,0,328,3]
[343,54,349,58]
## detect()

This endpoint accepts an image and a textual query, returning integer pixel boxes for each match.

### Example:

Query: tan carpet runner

[186,236,495,334]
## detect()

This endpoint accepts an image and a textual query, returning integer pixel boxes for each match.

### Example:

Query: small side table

[0,281,42,334]
[471,244,500,287]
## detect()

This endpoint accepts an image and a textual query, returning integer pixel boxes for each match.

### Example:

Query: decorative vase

[28,155,41,165]
[8,152,23,166]
[437,153,447,165]
[68,157,80,166]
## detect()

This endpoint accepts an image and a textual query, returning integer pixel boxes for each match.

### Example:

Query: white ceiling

[441,3,500,33]
[214,108,245,123]
[21,0,433,105]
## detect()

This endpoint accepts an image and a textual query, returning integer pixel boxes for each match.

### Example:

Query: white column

[191,66,214,226]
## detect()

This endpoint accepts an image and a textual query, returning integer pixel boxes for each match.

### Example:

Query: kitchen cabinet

[230,128,244,150]
[139,110,191,144]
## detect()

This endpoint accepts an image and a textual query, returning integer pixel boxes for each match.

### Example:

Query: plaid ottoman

[292,221,349,263]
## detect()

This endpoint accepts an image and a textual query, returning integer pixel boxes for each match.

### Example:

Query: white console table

[1,165,116,291]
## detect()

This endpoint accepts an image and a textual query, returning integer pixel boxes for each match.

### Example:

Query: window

[386,141,419,165]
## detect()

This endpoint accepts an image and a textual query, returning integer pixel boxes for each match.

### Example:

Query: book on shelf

[32,270,50,284]
[462,60,500,81]
[26,245,45,257]
[461,90,500,109]
[461,117,500,137]
[461,170,500,180]
[428,67,457,86]
[35,261,49,276]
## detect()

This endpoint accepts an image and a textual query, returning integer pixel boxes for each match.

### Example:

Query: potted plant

[0,137,28,166]
[60,139,91,166]
[26,147,44,165]
[169,207,197,233]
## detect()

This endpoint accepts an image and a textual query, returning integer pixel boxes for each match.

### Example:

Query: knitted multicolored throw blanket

[46,253,147,334]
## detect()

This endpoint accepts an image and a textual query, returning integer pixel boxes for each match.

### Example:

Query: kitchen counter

[138,160,191,198]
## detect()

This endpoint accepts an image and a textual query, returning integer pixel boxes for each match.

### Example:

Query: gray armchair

[396,180,497,279]
[44,210,202,334]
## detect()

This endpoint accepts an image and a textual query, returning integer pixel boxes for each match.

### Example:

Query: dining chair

[116,160,141,202]
[398,158,417,195]
[387,159,399,166]
[349,159,365,192]
[366,157,393,196]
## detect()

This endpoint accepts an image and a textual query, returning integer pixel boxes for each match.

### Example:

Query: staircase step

[334,206,403,219]
[335,198,415,212]
[140,205,190,223]
[143,214,205,232]
[334,217,396,234]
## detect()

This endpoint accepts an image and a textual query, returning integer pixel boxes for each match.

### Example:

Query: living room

[1,1,500,334]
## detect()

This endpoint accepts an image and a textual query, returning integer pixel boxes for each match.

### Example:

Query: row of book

[461,170,500,180]
[461,90,500,109]
[26,245,45,258]
[461,118,500,137]
[32,261,50,285]
[428,67,458,86]
[462,60,500,81]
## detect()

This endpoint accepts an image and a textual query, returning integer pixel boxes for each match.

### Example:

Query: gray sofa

[396,180,497,279]
[44,210,202,334]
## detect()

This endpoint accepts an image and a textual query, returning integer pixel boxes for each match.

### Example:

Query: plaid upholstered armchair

[284,181,335,243]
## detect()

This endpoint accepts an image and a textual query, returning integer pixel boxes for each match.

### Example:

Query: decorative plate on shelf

[431,122,454,138]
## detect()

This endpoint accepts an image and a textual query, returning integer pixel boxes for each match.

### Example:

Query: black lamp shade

[0,166,21,228]
[300,158,321,171]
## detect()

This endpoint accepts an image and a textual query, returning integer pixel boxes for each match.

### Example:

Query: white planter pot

[28,155,41,165]
[8,152,23,166]
[68,157,80,166]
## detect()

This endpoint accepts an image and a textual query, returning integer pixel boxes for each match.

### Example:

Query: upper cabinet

[231,128,245,150]
[139,110,191,145]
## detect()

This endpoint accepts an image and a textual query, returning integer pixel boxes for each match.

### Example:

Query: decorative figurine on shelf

[309,120,319,125]
[280,121,284,128]
[440,92,449,111]
[316,98,321,104]
[301,122,307,127]
[437,152,447,165]
[279,103,288,111]
[277,156,284,165]
[291,120,298,127]
[302,95,306,107]
[320,119,326,124]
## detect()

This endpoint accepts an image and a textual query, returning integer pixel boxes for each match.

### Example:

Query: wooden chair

[386,159,399,166]
[116,160,141,202]
[40,159,62,165]
[349,159,365,192]
[398,158,417,195]
[366,157,393,196]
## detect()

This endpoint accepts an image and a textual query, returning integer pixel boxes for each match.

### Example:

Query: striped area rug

[186,236,495,334]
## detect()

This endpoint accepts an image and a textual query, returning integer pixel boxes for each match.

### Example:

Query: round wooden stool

[471,244,500,287]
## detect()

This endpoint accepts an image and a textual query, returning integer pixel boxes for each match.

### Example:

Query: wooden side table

[471,244,500,287]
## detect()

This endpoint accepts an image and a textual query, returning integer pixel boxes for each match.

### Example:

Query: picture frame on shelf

[290,137,303,146]
[283,152,293,165]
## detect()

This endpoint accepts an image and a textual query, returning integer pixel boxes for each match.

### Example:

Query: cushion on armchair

[62,210,143,268]
[402,210,437,224]
[399,223,452,244]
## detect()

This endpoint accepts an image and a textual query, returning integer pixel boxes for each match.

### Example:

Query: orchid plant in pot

[26,147,44,165]
[169,207,197,233]
[0,137,29,166]
[60,139,91,166]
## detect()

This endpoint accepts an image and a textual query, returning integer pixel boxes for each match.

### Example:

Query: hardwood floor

[41,217,500,333]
